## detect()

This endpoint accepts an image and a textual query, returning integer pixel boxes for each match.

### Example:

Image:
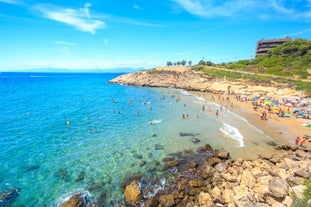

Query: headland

[109,66,311,151]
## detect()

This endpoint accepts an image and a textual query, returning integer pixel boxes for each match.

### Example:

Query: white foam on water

[149,119,163,124]
[220,123,245,148]
[226,110,265,135]
[56,190,90,207]
[144,178,166,198]
[179,90,192,96]
[195,96,205,102]
[29,75,46,78]
[153,119,163,124]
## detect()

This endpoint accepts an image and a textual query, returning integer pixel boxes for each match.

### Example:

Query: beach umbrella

[292,107,300,111]
[299,111,305,116]
[264,100,271,105]
[271,101,278,105]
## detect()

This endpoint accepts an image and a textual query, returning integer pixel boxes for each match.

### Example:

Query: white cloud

[282,28,311,37]
[82,2,92,19]
[0,0,23,5]
[54,41,77,46]
[34,3,105,34]
[172,0,256,17]
[133,4,143,10]
[172,0,311,21]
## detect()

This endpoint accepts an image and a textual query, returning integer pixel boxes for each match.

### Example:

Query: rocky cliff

[109,68,215,92]
[109,66,298,96]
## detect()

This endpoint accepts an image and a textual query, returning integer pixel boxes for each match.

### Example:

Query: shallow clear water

[0,72,275,206]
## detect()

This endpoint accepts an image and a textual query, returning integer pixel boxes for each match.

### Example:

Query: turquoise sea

[0,72,275,206]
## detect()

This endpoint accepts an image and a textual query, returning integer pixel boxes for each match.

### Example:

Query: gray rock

[269,178,288,199]
[294,169,310,179]
[286,175,302,187]
[236,196,255,207]
[215,149,230,159]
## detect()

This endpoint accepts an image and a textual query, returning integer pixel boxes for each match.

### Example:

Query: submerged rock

[75,171,85,182]
[267,141,277,146]
[191,138,201,143]
[133,153,143,159]
[197,144,213,153]
[55,168,70,182]
[0,188,19,207]
[179,132,197,137]
[154,144,164,150]
[24,165,40,172]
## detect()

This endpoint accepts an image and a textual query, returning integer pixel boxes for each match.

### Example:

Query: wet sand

[193,91,311,158]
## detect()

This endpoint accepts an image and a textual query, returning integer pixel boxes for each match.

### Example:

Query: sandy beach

[193,91,311,151]
[110,66,311,156]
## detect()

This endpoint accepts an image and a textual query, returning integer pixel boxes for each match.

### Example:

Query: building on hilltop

[255,37,292,57]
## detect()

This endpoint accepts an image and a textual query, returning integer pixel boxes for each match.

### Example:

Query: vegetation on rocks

[193,38,311,95]
[225,38,311,78]
[292,180,311,207]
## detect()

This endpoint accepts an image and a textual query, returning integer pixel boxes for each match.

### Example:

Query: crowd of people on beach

[231,92,311,122]
[203,91,310,148]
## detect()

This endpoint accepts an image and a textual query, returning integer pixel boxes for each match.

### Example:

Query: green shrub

[291,180,311,207]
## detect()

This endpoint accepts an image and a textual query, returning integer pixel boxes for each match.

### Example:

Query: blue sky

[1,0,311,71]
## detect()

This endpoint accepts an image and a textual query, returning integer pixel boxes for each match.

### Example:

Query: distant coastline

[0,67,144,73]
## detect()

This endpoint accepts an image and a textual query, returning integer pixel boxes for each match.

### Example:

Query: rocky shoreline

[36,143,311,206]
[122,143,311,207]
[2,143,309,207]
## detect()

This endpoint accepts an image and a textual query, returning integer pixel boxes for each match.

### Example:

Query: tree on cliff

[167,61,173,66]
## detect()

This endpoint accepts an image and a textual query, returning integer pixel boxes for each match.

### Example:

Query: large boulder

[214,149,230,159]
[222,189,235,204]
[59,192,87,207]
[158,194,175,207]
[197,192,213,207]
[124,181,142,205]
[240,170,256,188]
[268,178,288,199]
